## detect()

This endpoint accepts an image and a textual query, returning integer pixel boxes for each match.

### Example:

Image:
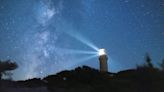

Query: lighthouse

[98,49,108,72]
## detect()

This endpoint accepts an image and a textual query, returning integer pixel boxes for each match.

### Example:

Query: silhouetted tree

[137,54,155,70]
[0,60,18,80]
[145,54,154,68]
[159,59,164,71]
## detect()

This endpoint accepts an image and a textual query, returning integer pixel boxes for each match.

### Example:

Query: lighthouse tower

[98,49,108,72]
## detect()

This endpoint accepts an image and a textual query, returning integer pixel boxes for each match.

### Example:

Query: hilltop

[0,65,164,92]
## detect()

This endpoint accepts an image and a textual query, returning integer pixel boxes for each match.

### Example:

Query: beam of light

[76,54,98,63]
[55,47,97,55]
[67,54,98,69]
[65,30,99,51]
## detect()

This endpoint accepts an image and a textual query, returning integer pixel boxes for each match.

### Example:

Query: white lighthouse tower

[98,49,108,72]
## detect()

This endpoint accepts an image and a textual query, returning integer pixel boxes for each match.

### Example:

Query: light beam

[65,30,99,51]
[56,47,97,55]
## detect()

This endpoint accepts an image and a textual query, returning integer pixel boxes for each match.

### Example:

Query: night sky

[0,0,164,80]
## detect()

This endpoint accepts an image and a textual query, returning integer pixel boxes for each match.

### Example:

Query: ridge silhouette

[0,65,164,92]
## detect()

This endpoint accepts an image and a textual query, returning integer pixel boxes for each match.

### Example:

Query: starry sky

[0,0,164,80]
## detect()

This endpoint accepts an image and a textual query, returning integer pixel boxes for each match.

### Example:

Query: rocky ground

[0,66,164,92]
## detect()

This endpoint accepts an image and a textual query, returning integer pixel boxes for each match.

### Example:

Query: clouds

[35,0,63,26]
[1,0,101,80]
[18,0,98,79]
[38,31,50,44]
[22,30,52,79]
[13,0,66,79]
[36,0,54,25]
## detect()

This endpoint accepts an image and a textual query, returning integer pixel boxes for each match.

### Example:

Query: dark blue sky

[0,0,164,80]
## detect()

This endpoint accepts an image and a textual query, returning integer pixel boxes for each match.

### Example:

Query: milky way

[0,0,164,80]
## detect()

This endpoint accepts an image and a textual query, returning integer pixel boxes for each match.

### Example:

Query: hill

[0,66,164,92]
